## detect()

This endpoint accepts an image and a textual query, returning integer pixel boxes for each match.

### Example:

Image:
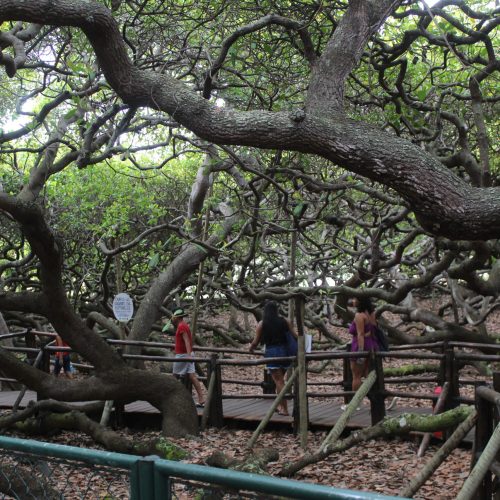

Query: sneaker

[341,404,361,411]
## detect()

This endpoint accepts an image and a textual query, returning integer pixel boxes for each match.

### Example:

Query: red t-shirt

[56,339,69,358]
[175,321,192,354]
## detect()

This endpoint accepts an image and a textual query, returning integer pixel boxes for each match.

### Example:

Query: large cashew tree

[0,0,498,437]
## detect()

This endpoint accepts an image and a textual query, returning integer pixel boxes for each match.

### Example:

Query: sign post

[101,293,134,426]
[112,293,134,323]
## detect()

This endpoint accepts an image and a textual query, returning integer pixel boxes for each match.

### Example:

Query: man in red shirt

[54,334,73,379]
[172,308,205,407]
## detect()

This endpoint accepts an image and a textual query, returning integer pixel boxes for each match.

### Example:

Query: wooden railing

[470,374,500,498]
[1,330,499,432]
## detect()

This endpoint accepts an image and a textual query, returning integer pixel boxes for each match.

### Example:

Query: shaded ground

[22,424,469,499]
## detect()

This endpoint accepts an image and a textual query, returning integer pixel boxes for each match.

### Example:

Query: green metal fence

[0,435,405,499]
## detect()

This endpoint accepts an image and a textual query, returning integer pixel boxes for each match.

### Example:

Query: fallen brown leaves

[159,426,470,499]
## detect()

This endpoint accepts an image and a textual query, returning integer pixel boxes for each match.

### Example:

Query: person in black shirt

[249,301,296,416]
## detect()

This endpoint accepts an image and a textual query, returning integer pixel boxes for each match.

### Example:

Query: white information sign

[112,293,134,322]
[305,334,312,353]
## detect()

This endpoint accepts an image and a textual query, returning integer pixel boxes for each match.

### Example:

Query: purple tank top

[349,320,376,336]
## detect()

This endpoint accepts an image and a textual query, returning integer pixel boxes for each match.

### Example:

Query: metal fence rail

[0,435,405,499]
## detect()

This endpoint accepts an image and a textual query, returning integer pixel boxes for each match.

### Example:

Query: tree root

[0,399,187,458]
[206,448,279,474]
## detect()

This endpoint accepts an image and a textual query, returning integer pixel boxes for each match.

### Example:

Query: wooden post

[494,373,500,500]
[262,369,275,394]
[492,370,500,396]
[295,296,308,449]
[443,347,460,440]
[114,402,125,427]
[206,354,224,428]
[343,346,353,405]
[438,341,447,387]
[451,348,460,405]
[37,343,51,401]
[288,229,297,323]
[368,351,386,425]
[293,369,299,434]
[24,329,37,366]
[444,348,459,410]
[473,383,493,499]
[40,343,51,374]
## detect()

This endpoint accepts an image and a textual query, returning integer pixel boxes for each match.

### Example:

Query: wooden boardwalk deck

[0,390,431,430]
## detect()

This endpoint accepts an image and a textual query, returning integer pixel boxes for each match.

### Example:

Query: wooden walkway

[0,390,431,430]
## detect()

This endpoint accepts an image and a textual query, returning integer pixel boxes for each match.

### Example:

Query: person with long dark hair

[349,296,379,391]
[249,301,297,416]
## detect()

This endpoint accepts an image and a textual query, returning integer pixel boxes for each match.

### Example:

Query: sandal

[277,410,289,416]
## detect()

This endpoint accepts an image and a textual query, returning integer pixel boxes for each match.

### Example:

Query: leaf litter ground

[3,347,474,500]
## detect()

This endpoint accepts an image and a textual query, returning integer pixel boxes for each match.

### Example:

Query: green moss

[384,363,439,376]
[154,438,188,461]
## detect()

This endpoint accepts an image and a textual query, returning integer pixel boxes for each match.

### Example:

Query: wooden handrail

[2,331,498,436]
[450,341,500,351]
[389,341,446,350]
[2,347,41,353]
[377,352,444,360]
[471,380,500,498]
[106,338,260,356]
[455,353,500,362]
[121,354,212,363]
[476,386,500,407]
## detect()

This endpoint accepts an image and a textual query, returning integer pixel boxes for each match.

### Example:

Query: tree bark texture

[0,1,499,240]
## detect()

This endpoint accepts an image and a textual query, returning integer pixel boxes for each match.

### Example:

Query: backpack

[374,325,390,351]
[285,331,298,356]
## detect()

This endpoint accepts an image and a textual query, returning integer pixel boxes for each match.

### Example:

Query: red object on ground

[433,386,443,439]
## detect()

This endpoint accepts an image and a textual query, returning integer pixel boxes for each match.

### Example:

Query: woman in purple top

[349,296,379,390]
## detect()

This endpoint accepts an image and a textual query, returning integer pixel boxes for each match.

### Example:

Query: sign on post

[112,293,134,322]
[104,293,134,427]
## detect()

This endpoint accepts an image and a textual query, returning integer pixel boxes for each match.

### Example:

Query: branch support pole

[401,409,477,498]
[417,381,450,458]
[294,296,308,449]
[247,368,298,449]
[320,369,376,452]
[101,245,124,427]
[457,421,500,500]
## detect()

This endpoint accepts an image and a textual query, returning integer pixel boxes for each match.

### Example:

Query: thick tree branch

[1,0,500,241]
[0,193,124,370]
[306,0,402,114]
